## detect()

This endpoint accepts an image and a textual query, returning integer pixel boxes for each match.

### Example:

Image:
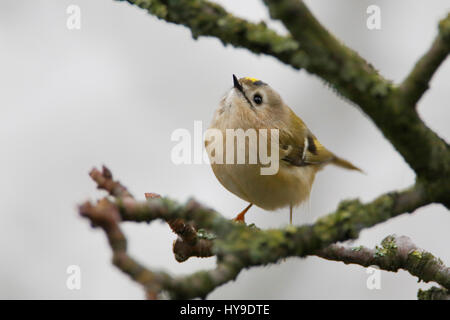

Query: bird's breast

[206,126,317,210]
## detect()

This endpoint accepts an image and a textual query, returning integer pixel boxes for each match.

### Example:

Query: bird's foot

[232,203,253,224]
[232,212,246,223]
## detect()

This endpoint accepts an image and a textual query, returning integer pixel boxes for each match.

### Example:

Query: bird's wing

[279,108,335,167]
[280,131,335,167]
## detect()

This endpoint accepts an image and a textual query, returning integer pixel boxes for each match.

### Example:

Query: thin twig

[144,192,212,262]
[79,196,240,299]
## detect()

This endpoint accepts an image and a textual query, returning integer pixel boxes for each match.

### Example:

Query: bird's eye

[253,94,263,105]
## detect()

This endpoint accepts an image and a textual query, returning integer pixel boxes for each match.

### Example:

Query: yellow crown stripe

[243,77,260,83]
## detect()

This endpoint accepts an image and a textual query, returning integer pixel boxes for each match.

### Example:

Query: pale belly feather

[211,161,316,210]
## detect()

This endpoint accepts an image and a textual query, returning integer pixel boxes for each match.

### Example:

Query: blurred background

[0,0,449,299]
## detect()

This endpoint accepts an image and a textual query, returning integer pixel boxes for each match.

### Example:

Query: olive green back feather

[281,108,362,172]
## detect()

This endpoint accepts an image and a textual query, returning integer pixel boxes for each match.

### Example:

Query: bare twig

[79,198,167,299]
[79,196,241,299]
[90,166,133,199]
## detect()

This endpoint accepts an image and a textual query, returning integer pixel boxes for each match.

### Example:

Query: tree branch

[79,198,165,299]
[144,192,214,262]
[115,0,305,68]
[79,196,242,299]
[90,167,220,262]
[79,166,441,298]
[263,0,390,104]
[316,235,450,290]
[399,14,450,107]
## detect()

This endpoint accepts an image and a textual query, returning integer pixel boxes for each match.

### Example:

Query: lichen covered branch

[79,167,444,298]
[317,235,450,290]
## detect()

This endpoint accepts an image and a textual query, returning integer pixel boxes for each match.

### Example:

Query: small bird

[205,75,361,224]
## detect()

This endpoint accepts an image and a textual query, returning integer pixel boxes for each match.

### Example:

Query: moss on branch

[317,235,450,290]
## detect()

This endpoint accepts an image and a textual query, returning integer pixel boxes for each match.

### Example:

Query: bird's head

[215,75,286,128]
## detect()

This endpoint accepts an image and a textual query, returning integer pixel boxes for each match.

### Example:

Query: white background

[0,0,449,299]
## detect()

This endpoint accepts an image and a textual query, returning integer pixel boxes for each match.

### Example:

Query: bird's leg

[289,204,293,225]
[233,203,253,223]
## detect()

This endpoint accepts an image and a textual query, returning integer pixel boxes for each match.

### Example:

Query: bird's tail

[332,156,363,173]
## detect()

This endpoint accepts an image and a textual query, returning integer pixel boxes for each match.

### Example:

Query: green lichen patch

[410,249,423,260]
[196,228,216,240]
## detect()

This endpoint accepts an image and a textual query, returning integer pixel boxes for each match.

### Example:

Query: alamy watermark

[366,5,381,30]
[66,265,81,290]
[66,5,81,30]
[366,266,381,290]
[171,121,280,175]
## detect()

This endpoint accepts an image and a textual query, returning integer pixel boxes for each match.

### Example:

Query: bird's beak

[233,74,243,92]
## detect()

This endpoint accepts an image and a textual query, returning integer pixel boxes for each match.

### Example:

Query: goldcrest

[205,75,361,223]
